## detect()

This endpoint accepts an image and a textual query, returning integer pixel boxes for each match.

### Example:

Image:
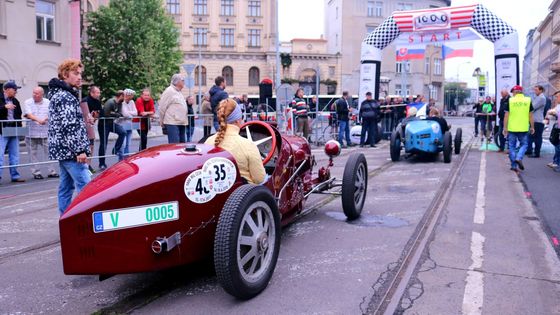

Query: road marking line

[473,152,486,225]
[462,231,486,315]
[0,196,56,211]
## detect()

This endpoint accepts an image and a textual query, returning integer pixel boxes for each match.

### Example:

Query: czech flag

[396,47,425,61]
[442,42,474,59]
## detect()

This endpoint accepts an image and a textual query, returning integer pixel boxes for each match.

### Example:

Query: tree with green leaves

[82,0,182,100]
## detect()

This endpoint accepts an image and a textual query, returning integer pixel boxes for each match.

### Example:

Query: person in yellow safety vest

[502,85,535,172]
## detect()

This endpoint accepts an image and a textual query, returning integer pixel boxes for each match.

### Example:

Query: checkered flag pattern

[363,16,401,50]
[471,4,515,43]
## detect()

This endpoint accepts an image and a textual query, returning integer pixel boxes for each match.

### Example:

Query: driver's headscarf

[227,101,243,123]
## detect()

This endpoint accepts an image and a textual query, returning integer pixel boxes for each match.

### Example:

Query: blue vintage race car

[389,118,462,163]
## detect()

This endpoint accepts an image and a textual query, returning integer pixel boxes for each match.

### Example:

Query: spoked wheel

[443,131,452,163]
[214,185,281,300]
[454,128,462,155]
[341,153,368,220]
[390,131,401,162]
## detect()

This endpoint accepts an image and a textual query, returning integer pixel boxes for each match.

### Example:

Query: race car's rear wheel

[214,185,280,300]
[454,128,462,155]
[375,124,382,144]
[342,153,368,220]
[390,131,401,162]
[443,131,452,163]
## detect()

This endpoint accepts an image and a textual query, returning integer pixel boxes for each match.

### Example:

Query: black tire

[214,185,281,300]
[454,128,462,155]
[375,124,382,143]
[342,153,368,220]
[390,131,401,162]
[443,131,452,163]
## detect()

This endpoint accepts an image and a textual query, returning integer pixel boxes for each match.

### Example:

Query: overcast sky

[279,0,551,93]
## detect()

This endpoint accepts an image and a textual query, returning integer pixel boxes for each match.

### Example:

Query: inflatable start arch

[359,4,519,106]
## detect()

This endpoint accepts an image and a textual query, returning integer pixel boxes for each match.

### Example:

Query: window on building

[434,58,442,75]
[166,0,180,15]
[248,0,261,17]
[430,85,438,100]
[248,29,261,47]
[366,26,376,34]
[336,6,339,19]
[329,66,335,76]
[375,1,383,16]
[396,2,413,11]
[36,0,55,41]
[336,33,338,47]
[395,84,411,96]
[249,67,260,86]
[221,28,234,47]
[396,61,410,73]
[221,0,234,16]
[194,66,207,86]
[194,0,207,15]
[367,1,374,17]
[194,27,208,46]
[425,57,430,74]
[222,66,234,86]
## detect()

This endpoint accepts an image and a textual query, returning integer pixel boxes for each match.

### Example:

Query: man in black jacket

[336,91,354,147]
[209,76,229,132]
[498,89,510,152]
[98,91,126,169]
[359,92,379,147]
[0,81,25,182]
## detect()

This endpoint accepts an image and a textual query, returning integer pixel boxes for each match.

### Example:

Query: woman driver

[205,99,267,185]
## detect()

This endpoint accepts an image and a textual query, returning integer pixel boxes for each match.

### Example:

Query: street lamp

[189,26,202,105]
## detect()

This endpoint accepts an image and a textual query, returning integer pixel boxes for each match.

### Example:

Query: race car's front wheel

[342,153,368,220]
[390,131,401,162]
[443,131,452,163]
[214,185,281,300]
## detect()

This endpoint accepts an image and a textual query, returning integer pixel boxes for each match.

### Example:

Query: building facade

[324,0,450,103]
[0,0,88,98]
[522,0,560,96]
[522,28,535,90]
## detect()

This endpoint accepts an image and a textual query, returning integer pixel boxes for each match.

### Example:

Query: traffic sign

[184,77,195,89]
[183,63,197,75]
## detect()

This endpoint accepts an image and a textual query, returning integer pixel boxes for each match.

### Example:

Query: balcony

[551,61,560,73]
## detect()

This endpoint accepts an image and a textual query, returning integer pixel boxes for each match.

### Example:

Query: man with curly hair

[48,59,91,215]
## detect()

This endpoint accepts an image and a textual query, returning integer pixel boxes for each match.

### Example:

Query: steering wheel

[240,121,277,165]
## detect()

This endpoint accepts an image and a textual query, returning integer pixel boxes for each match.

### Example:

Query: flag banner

[396,47,425,61]
[394,28,483,47]
[393,4,478,33]
[442,41,474,59]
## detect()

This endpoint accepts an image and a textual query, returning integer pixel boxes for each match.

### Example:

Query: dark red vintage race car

[59,121,368,299]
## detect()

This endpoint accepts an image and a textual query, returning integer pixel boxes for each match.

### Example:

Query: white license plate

[92,201,179,233]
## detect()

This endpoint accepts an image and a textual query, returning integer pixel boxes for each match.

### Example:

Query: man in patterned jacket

[47,59,91,215]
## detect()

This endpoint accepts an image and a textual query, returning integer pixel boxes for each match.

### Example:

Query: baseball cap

[3,81,20,90]
[510,85,523,92]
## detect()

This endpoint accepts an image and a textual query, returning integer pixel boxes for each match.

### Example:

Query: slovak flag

[396,47,425,61]
[442,42,474,59]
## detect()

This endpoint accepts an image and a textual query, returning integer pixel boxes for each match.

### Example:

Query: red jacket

[134,97,155,131]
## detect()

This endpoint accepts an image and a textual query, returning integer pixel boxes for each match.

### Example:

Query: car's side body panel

[59,144,242,275]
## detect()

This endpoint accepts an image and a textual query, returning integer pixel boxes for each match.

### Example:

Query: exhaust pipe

[151,232,181,254]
